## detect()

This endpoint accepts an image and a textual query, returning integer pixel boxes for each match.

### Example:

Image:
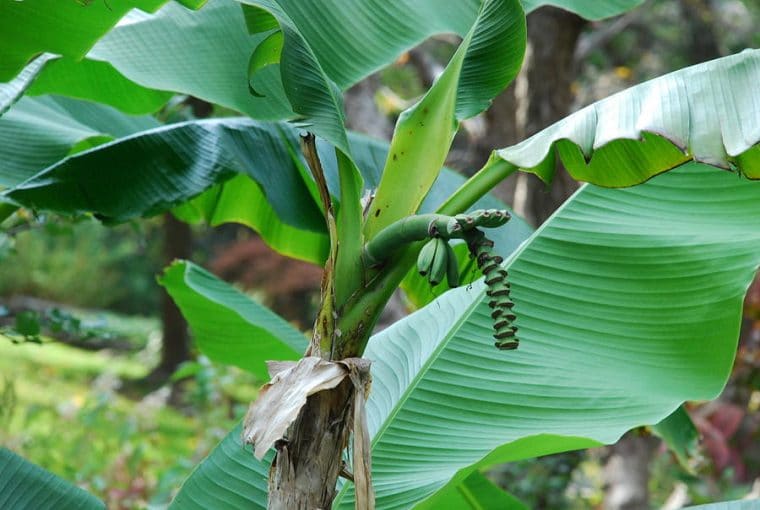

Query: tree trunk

[680,0,721,65]
[603,432,659,510]
[268,379,355,509]
[521,7,586,226]
[143,213,193,387]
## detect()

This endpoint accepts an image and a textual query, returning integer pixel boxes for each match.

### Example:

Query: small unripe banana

[417,238,439,276]
[427,238,448,286]
[445,241,459,288]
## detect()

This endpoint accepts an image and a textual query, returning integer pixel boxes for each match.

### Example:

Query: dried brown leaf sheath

[242,357,348,459]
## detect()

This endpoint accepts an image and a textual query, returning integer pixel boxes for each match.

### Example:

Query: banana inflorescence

[365,208,516,350]
[413,209,518,350]
[466,230,518,350]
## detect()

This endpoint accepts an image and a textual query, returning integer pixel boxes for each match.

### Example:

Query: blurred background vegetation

[1,0,759,508]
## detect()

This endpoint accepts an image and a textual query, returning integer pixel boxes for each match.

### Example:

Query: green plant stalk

[364,209,511,266]
[363,214,455,265]
[437,156,517,216]
[337,214,462,357]
[300,134,339,358]
[334,247,419,358]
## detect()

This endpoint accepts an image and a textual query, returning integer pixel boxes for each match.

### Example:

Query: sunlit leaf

[159,261,307,379]
[173,163,760,509]
[496,49,760,186]
[0,0,205,82]
[26,58,172,115]
[0,56,50,117]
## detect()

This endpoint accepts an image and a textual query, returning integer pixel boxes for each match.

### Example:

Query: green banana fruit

[445,241,459,288]
[427,238,448,286]
[417,238,439,276]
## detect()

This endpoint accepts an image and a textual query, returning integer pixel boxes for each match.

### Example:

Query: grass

[0,314,258,509]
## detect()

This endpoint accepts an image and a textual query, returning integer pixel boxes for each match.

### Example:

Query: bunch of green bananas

[412,209,518,350]
[416,237,460,287]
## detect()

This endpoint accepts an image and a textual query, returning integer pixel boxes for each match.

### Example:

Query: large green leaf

[0,0,205,82]
[0,96,158,187]
[159,261,307,379]
[26,58,173,115]
[3,0,642,116]
[362,0,525,239]
[170,163,760,508]
[0,101,373,262]
[80,1,292,118]
[333,162,760,508]
[241,0,351,153]
[56,0,629,116]
[0,100,521,265]
[0,97,326,260]
[27,0,526,120]
[496,49,760,186]
[0,448,105,510]
[243,0,524,158]
[2,117,324,230]
[168,423,270,510]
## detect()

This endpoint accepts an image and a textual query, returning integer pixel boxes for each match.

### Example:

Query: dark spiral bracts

[466,230,518,350]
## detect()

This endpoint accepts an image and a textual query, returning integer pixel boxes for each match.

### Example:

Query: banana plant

[1,0,760,508]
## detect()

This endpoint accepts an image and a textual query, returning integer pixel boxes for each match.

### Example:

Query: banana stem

[437,156,517,216]
[363,214,453,265]
[363,209,511,266]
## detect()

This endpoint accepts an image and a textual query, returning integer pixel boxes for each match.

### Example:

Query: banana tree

[1,0,760,508]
